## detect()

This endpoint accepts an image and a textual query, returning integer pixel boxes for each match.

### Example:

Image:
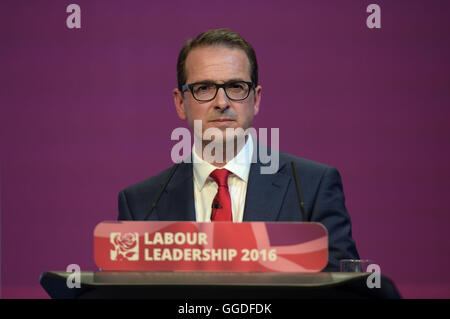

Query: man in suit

[118,29,359,271]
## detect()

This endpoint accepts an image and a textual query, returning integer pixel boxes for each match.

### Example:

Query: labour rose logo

[110,232,139,261]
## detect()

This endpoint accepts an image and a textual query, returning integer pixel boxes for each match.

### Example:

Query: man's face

[174,46,262,141]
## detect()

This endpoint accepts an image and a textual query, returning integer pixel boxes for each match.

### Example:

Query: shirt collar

[193,135,254,190]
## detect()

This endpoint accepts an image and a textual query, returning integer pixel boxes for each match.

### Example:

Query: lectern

[40,271,401,299]
[40,221,401,299]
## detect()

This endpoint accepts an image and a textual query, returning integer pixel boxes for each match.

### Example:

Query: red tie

[210,169,233,221]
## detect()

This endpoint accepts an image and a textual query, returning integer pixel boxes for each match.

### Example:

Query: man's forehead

[185,45,251,83]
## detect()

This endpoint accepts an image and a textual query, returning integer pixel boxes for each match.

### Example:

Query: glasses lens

[192,83,216,101]
[225,81,250,100]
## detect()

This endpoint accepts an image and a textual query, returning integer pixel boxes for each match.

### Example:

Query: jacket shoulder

[120,165,176,197]
[278,151,335,176]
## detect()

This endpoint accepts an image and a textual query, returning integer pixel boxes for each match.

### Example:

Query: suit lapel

[156,162,196,221]
[157,143,291,222]
[243,147,291,221]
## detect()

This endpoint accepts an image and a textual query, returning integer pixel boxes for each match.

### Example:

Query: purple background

[1,0,449,298]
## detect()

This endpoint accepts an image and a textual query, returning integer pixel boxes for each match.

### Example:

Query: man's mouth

[209,118,236,123]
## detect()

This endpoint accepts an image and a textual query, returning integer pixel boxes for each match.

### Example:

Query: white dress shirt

[192,135,254,222]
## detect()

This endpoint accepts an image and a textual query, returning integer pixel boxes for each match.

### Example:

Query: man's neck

[195,135,249,167]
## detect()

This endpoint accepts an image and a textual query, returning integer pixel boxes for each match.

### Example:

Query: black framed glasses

[181,80,254,102]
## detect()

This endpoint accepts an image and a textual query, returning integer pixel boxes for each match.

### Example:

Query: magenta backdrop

[1,0,449,298]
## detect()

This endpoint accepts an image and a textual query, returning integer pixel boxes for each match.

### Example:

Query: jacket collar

[243,143,290,221]
[157,141,290,221]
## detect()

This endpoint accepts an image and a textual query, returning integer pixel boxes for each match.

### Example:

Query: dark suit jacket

[118,150,359,271]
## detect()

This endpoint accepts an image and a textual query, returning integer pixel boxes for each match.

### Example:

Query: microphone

[211,201,222,209]
[210,198,223,220]
[291,162,307,222]
[144,163,179,220]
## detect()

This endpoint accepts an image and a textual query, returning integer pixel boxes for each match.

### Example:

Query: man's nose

[213,87,230,111]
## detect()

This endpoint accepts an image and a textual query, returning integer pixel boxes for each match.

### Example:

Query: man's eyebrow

[191,80,215,85]
[224,78,247,83]
[191,78,248,84]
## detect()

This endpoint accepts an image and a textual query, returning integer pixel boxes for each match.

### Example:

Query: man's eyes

[227,82,245,90]
[195,85,212,92]
[193,82,246,92]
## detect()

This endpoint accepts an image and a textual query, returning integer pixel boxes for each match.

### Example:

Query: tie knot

[210,169,231,187]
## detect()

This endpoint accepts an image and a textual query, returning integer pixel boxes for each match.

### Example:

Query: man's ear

[173,88,187,120]
[253,85,262,116]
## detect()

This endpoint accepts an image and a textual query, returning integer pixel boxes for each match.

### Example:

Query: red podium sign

[94,221,328,272]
